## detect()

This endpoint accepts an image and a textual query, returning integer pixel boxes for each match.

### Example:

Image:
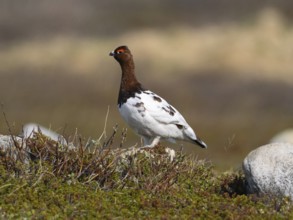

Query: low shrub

[0,128,292,219]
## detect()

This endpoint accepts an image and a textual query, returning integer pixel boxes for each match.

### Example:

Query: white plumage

[110,46,207,149]
[119,90,206,148]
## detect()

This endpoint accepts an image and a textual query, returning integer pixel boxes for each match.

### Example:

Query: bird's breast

[119,99,146,125]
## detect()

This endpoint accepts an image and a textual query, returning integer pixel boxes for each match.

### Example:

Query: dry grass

[0,130,203,192]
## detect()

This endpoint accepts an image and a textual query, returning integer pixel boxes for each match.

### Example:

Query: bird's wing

[139,90,188,126]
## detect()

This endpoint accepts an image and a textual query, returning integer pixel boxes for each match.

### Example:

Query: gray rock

[243,143,293,200]
[270,129,293,144]
[0,134,24,150]
[0,134,28,161]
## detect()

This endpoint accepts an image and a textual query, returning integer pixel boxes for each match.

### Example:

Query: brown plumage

[110,46,145,107]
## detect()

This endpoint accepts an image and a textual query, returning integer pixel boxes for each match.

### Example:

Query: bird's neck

[118,59,144,106]
[119,59,142,92]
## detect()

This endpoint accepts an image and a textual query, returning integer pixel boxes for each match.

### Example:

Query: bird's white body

[110,45,207,149]
[119,90,202,147]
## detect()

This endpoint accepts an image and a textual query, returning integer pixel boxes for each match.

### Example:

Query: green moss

[0,132,293,219]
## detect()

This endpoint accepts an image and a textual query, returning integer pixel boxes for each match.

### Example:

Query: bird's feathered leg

[141,136,160,148]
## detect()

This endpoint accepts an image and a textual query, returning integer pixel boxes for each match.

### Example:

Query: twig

[120,128,127,148]
[97,106,110,143]
[8,183,28,196]
[0,183,12,191]
[1,103,20,150]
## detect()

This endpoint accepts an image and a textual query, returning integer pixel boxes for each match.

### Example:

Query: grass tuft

[0,128,293,218]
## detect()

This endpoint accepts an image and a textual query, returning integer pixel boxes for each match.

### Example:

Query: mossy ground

[0,131,293,219]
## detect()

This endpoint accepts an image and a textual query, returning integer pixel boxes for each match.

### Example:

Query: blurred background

[0,0,292,170]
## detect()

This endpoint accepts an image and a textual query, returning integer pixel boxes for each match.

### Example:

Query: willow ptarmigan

[109,45,207,149]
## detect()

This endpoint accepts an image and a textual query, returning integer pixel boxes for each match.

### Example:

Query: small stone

[0,135,28,162]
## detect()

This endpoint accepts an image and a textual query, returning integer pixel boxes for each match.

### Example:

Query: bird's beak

[109,51,115,56]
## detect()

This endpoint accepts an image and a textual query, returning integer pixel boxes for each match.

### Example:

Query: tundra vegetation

[0,129,292,219]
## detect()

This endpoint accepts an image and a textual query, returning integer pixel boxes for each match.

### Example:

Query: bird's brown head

[109,45,132,64]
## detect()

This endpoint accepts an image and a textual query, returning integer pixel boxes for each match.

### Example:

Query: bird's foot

[141,136,160,149]
[140,144,157,149]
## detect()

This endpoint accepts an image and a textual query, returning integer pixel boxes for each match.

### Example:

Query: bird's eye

[116,49,124,54]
